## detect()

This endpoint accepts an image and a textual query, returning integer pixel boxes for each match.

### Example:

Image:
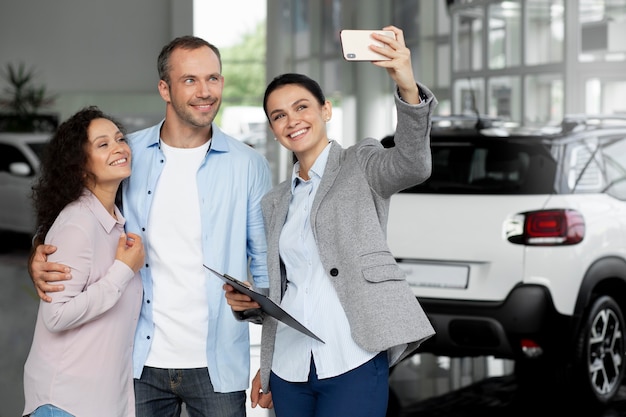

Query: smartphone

[340,29,396,61]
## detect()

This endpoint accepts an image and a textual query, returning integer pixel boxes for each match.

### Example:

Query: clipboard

[204,265,325,344]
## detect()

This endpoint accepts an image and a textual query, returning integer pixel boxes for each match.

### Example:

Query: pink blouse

[23,191,142,417]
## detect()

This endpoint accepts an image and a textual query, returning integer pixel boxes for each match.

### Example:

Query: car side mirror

[9,162,32,177]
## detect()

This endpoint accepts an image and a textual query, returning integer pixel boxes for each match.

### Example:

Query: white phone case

[340,30,395,61]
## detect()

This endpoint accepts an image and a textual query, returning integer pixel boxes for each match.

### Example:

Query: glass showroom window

[411,0,451,114]
[454,5,484,71]
[579,0,626,62]
[488,76,521,121]
[393,0,420,42]
[525,73,563,126]
[602,132,626,200]
[322,0,341,61]
[408,0,435,87]
[294,0,311,60]
[488,1,521,69]
[194,0,267,152]
[453,77,485,115]
[525,0,564,65]
[586,78,626,115]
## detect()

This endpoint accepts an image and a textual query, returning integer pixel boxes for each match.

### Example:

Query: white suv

[386,115,626,407]
[0,132,49,236]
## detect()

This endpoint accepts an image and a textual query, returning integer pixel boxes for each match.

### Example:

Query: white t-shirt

[145,140,211,368]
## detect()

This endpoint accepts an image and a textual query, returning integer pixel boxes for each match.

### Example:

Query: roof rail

[432,114,503,131]
[561,114,626,132]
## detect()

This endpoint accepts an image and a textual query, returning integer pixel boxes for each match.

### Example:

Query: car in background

[0,132,49,237]
[385,114,626,408]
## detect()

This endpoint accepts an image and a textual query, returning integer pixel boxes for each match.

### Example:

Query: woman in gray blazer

[225,25,436,417]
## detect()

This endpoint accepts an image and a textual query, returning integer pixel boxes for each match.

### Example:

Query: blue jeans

[269,351,389,417]
[134,367,246,417]
[29,404,75,417]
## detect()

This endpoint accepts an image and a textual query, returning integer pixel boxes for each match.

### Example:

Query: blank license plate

[398,261,469,289]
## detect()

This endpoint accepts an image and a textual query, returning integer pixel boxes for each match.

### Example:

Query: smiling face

[266,83,332,162]
[158,45,224,129]
[84,118,131,191]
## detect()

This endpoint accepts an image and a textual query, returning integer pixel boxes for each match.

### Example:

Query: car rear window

[401,137,557,195]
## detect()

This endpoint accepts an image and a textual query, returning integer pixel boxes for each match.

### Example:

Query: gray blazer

[258,83,437,392]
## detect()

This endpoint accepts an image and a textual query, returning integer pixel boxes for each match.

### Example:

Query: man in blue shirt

[29,36,272,417]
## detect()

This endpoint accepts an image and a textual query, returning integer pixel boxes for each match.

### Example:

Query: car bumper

[415,284,571,359]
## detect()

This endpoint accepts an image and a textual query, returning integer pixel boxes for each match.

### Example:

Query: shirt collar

[152,121,228,153]
[290,142,332,193]
[82,189,125,233]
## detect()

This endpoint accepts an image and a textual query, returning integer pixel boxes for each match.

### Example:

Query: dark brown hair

[263,73,326,122]
[32,106,125,242]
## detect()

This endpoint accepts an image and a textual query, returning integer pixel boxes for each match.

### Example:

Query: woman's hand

[250,369,273,409]
[370,25,421,104]
[115,232,145,273]
[223,283,261,311]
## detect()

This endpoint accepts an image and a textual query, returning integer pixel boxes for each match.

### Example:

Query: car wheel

[574,295,626,405]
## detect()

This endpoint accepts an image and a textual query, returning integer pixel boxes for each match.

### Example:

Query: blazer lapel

[310,141,342,229]
[269,182,292,302]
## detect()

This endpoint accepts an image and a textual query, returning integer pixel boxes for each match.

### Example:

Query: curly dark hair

[32,106,126,243]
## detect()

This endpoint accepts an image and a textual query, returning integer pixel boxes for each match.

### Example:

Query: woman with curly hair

[23,106,145,417]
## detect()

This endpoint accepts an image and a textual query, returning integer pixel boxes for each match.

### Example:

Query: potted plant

[0,62,58,132]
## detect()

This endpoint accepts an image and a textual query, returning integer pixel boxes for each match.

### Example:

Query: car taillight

[507,209,585,245]
[525,209,584,245]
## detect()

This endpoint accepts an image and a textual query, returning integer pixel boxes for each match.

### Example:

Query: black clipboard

[204,265,325,343]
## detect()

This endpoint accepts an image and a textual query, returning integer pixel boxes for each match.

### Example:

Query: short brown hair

[157,36,222,84]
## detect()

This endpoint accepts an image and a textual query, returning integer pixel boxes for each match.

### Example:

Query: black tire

[514,295,626,408]
[573,295,626,406]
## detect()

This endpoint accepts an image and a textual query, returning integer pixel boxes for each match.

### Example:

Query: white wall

[0,0,193,128]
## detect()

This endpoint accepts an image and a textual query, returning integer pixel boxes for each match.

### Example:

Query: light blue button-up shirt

[273,143,375,381]
[123,121,271,392]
